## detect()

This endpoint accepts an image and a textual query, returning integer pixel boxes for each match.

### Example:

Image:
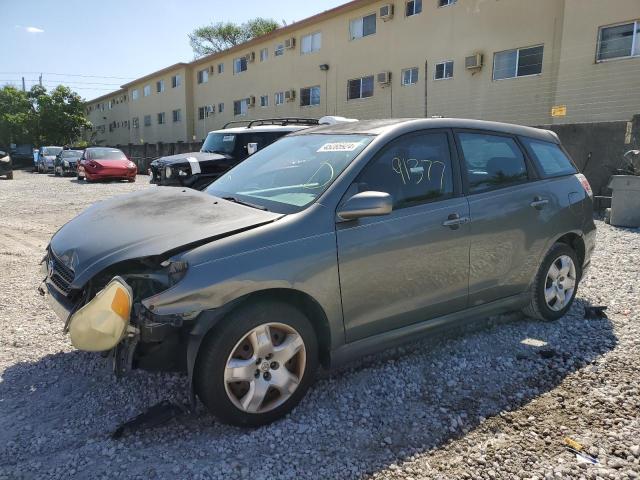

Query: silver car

[40,118,596,426]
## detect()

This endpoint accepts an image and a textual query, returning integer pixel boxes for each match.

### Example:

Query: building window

[157,112,166,125]
[260,95,269,107]
[493,45,543,80]
[300,86,321,107]
[108,100,113,109]
[198,106,206,120]
[132,117,139,128]
[406,0,422,16]
[597,21,640,61]
[218,102,225,113]
[350,13,376,40]
[274,43,284,56]
[275,91,285,105]
[156,79,165,93]
[260,48,269,62]
[348,76,374,100]
[172,109,181,122]
[439,0,456,6]
[434,61,454,80]
[234,57,248,74]
[402,67,419,85]
[143,115,151,127]
[234,99,248,116]
[301,32,322,54]
[217,63,224,74]
[171,74,181,88]
[143,85,151,97]
[197,69,209,84]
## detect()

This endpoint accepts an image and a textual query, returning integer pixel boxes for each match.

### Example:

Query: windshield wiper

[221,196,268,211]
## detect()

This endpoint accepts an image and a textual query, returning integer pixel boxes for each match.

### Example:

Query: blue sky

[0,0,347,101]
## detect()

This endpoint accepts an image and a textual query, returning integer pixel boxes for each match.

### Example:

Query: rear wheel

[195,301,318,427]
[523,243,580,321]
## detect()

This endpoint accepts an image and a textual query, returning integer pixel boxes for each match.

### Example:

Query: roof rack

[222,118,320,129]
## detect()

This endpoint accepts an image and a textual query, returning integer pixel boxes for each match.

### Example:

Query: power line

[0,71,135,80]
[0,78,123,86]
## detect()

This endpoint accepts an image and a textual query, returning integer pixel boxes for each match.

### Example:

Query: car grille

[49,253,75,295]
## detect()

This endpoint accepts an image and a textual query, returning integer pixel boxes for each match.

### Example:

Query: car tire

[523,243,580,321]
[6,171,13,180]
[194,300,318,427]
[128,177,136,183]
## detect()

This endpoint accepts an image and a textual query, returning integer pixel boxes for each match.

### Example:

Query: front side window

[234,99,248,116]
[597,21,640,61]
[260,95,269,107]
[520,137,577,178]
[434,61,454,80]
[143,85,151,96]
[197,69,209,84]
[402,67,419,85]
[260,48,268,62]
[406,0,422,16]
[156,79,164,93]
[348,76,374,100]
[493,45,544,80]
[301,32,322,54]
[357,132,454,208]
[144,115,151,126]
[350,14,376,40]
[275,91,285,105]
[300,86,321,106]
[234,57,248,74]
[172,109,181,122]
[207,134,374,213]
[171,74,181,88]
[132,89,139,100]
[457,132,528,193]
[274,43,284,56]
[157,112,165,125]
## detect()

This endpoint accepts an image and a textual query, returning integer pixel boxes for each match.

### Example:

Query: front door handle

[530,197,549,209]
[442,213,470,229]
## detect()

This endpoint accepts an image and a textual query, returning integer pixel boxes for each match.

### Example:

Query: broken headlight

[162,260,188,286]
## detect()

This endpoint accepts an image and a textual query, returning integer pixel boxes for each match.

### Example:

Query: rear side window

[357,132,454,208]
[520,137,576,178]
[457,132,528,193]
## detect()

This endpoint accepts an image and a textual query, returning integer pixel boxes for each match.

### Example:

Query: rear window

[520,138,577,177]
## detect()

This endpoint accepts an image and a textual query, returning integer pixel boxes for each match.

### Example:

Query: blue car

[37,146,63,173]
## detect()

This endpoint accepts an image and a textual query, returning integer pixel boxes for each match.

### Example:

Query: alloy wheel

[544,255,576,311]
[224,322,306,414]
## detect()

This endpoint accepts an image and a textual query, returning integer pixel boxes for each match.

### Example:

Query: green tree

[0,86,37,146]
[189,18,281,58]
[37,86,91,146]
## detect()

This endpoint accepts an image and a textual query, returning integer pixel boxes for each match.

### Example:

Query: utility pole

[22,77,26,91]
[39,74,42,87]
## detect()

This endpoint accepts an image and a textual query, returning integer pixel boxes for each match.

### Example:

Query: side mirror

[247,143,258,155]
[337,191,393,220]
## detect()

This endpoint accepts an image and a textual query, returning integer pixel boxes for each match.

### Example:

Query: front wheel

[523,243,580,321]
[195,301,318,427]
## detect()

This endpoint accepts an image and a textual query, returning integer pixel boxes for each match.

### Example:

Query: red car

[77,147,137,182]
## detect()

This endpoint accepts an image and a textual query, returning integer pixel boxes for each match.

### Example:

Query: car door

[454,130,553,307]
[336,130,470,342]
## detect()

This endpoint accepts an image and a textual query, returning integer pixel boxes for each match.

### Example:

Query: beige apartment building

[86,0,640,146]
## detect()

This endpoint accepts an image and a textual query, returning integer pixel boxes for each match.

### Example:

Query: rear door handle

[530,197,549,209]
[442,213,470,228]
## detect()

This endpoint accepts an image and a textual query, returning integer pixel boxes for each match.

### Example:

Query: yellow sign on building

[551,105,567,117]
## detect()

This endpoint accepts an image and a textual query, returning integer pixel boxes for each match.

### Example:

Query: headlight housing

[128,161,136,169]
[165,166,172,178]
[163,260,188,286]
[63,160,69,167]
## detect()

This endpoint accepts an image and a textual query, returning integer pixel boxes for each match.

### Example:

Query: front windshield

[201,132,236,155]
[43,147,63,156]
[207,134,373,213]
[62,151,82,159]
[87,148,127,160]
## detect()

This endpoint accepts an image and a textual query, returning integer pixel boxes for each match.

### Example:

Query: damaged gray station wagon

[40,118,596,426]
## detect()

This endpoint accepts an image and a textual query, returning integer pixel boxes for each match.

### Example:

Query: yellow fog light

[68,277,133,352]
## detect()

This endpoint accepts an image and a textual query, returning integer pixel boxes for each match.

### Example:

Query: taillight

[575,173,593,198]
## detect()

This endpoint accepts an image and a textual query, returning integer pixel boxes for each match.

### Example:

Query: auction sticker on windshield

[223,135,235,142]
[317,142,361,153]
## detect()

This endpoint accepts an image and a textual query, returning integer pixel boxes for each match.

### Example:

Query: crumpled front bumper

[39,272,75,328]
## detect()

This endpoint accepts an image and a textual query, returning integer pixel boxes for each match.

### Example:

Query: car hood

[49,187,283,288]
[151,151,228,167]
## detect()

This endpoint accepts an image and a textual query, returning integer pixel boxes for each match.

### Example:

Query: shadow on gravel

[0,298,616,478]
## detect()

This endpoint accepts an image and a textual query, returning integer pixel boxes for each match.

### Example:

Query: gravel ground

[0,170,638,480]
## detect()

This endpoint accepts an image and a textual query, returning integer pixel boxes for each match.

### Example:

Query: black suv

[149,118,319,190]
